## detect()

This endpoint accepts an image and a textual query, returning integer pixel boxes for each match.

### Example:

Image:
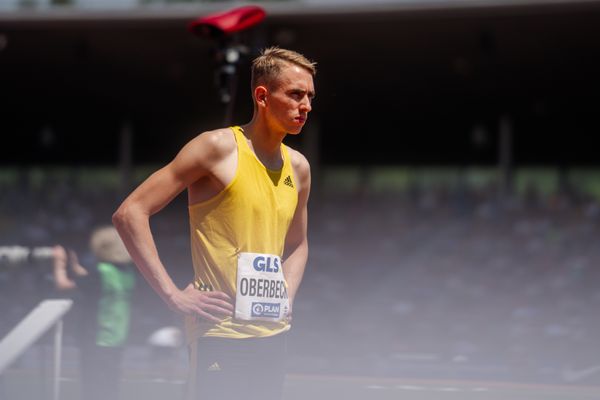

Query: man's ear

[255,86,268,107]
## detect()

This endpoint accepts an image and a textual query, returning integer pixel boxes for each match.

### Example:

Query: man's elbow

[112,202,131,231]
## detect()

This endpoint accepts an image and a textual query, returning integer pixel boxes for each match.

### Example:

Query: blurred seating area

[294,186,600,384]
[2,168,600,385]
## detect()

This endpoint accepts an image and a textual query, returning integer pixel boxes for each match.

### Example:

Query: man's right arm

[112,131,234,322]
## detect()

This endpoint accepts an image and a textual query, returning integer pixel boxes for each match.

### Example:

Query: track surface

[3,370,600,400]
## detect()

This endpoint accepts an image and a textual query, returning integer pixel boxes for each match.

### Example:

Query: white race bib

[235,252,289,322]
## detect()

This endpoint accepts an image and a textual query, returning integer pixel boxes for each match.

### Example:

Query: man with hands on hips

[113,47,316,400]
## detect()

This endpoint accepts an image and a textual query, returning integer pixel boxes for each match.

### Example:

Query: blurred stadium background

[2,0,600,399]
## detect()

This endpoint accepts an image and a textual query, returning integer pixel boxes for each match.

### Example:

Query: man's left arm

[283,151,311,316]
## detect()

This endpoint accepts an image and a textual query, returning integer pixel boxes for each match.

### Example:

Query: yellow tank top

[185,126,298,340]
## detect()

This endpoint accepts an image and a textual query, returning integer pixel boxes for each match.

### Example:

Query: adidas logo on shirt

[283,176,294,188]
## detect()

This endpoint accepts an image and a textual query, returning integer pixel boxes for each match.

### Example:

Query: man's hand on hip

[169,283,234,322]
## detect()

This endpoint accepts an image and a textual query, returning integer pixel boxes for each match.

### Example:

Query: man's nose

[300,97,312,113]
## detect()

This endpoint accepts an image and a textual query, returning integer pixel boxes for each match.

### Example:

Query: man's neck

[241,119,287,169]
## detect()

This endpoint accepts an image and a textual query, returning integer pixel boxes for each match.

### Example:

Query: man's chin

[287,126,304,135]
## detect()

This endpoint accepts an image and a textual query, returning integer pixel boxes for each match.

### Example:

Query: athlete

[112,47,315,400]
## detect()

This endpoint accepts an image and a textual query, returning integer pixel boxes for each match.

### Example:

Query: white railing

[0,299,73,400]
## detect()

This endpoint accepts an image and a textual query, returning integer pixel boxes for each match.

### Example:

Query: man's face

[265,64,315,135]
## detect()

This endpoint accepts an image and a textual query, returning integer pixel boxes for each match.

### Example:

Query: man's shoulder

[286,146,310,171]
[186,128,237,161]
[196,128,236,151]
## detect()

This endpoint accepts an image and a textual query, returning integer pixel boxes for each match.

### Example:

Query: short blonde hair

[251,46,316,90]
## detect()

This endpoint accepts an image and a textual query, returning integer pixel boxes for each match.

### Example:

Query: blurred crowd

[2,173,600,385]
[294,183,600,384]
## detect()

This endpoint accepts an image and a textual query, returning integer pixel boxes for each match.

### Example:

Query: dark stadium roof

[1,0,600,166]
[2,0,600,21]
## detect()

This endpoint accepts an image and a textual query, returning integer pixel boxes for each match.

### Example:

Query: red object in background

[188,5,266,38]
